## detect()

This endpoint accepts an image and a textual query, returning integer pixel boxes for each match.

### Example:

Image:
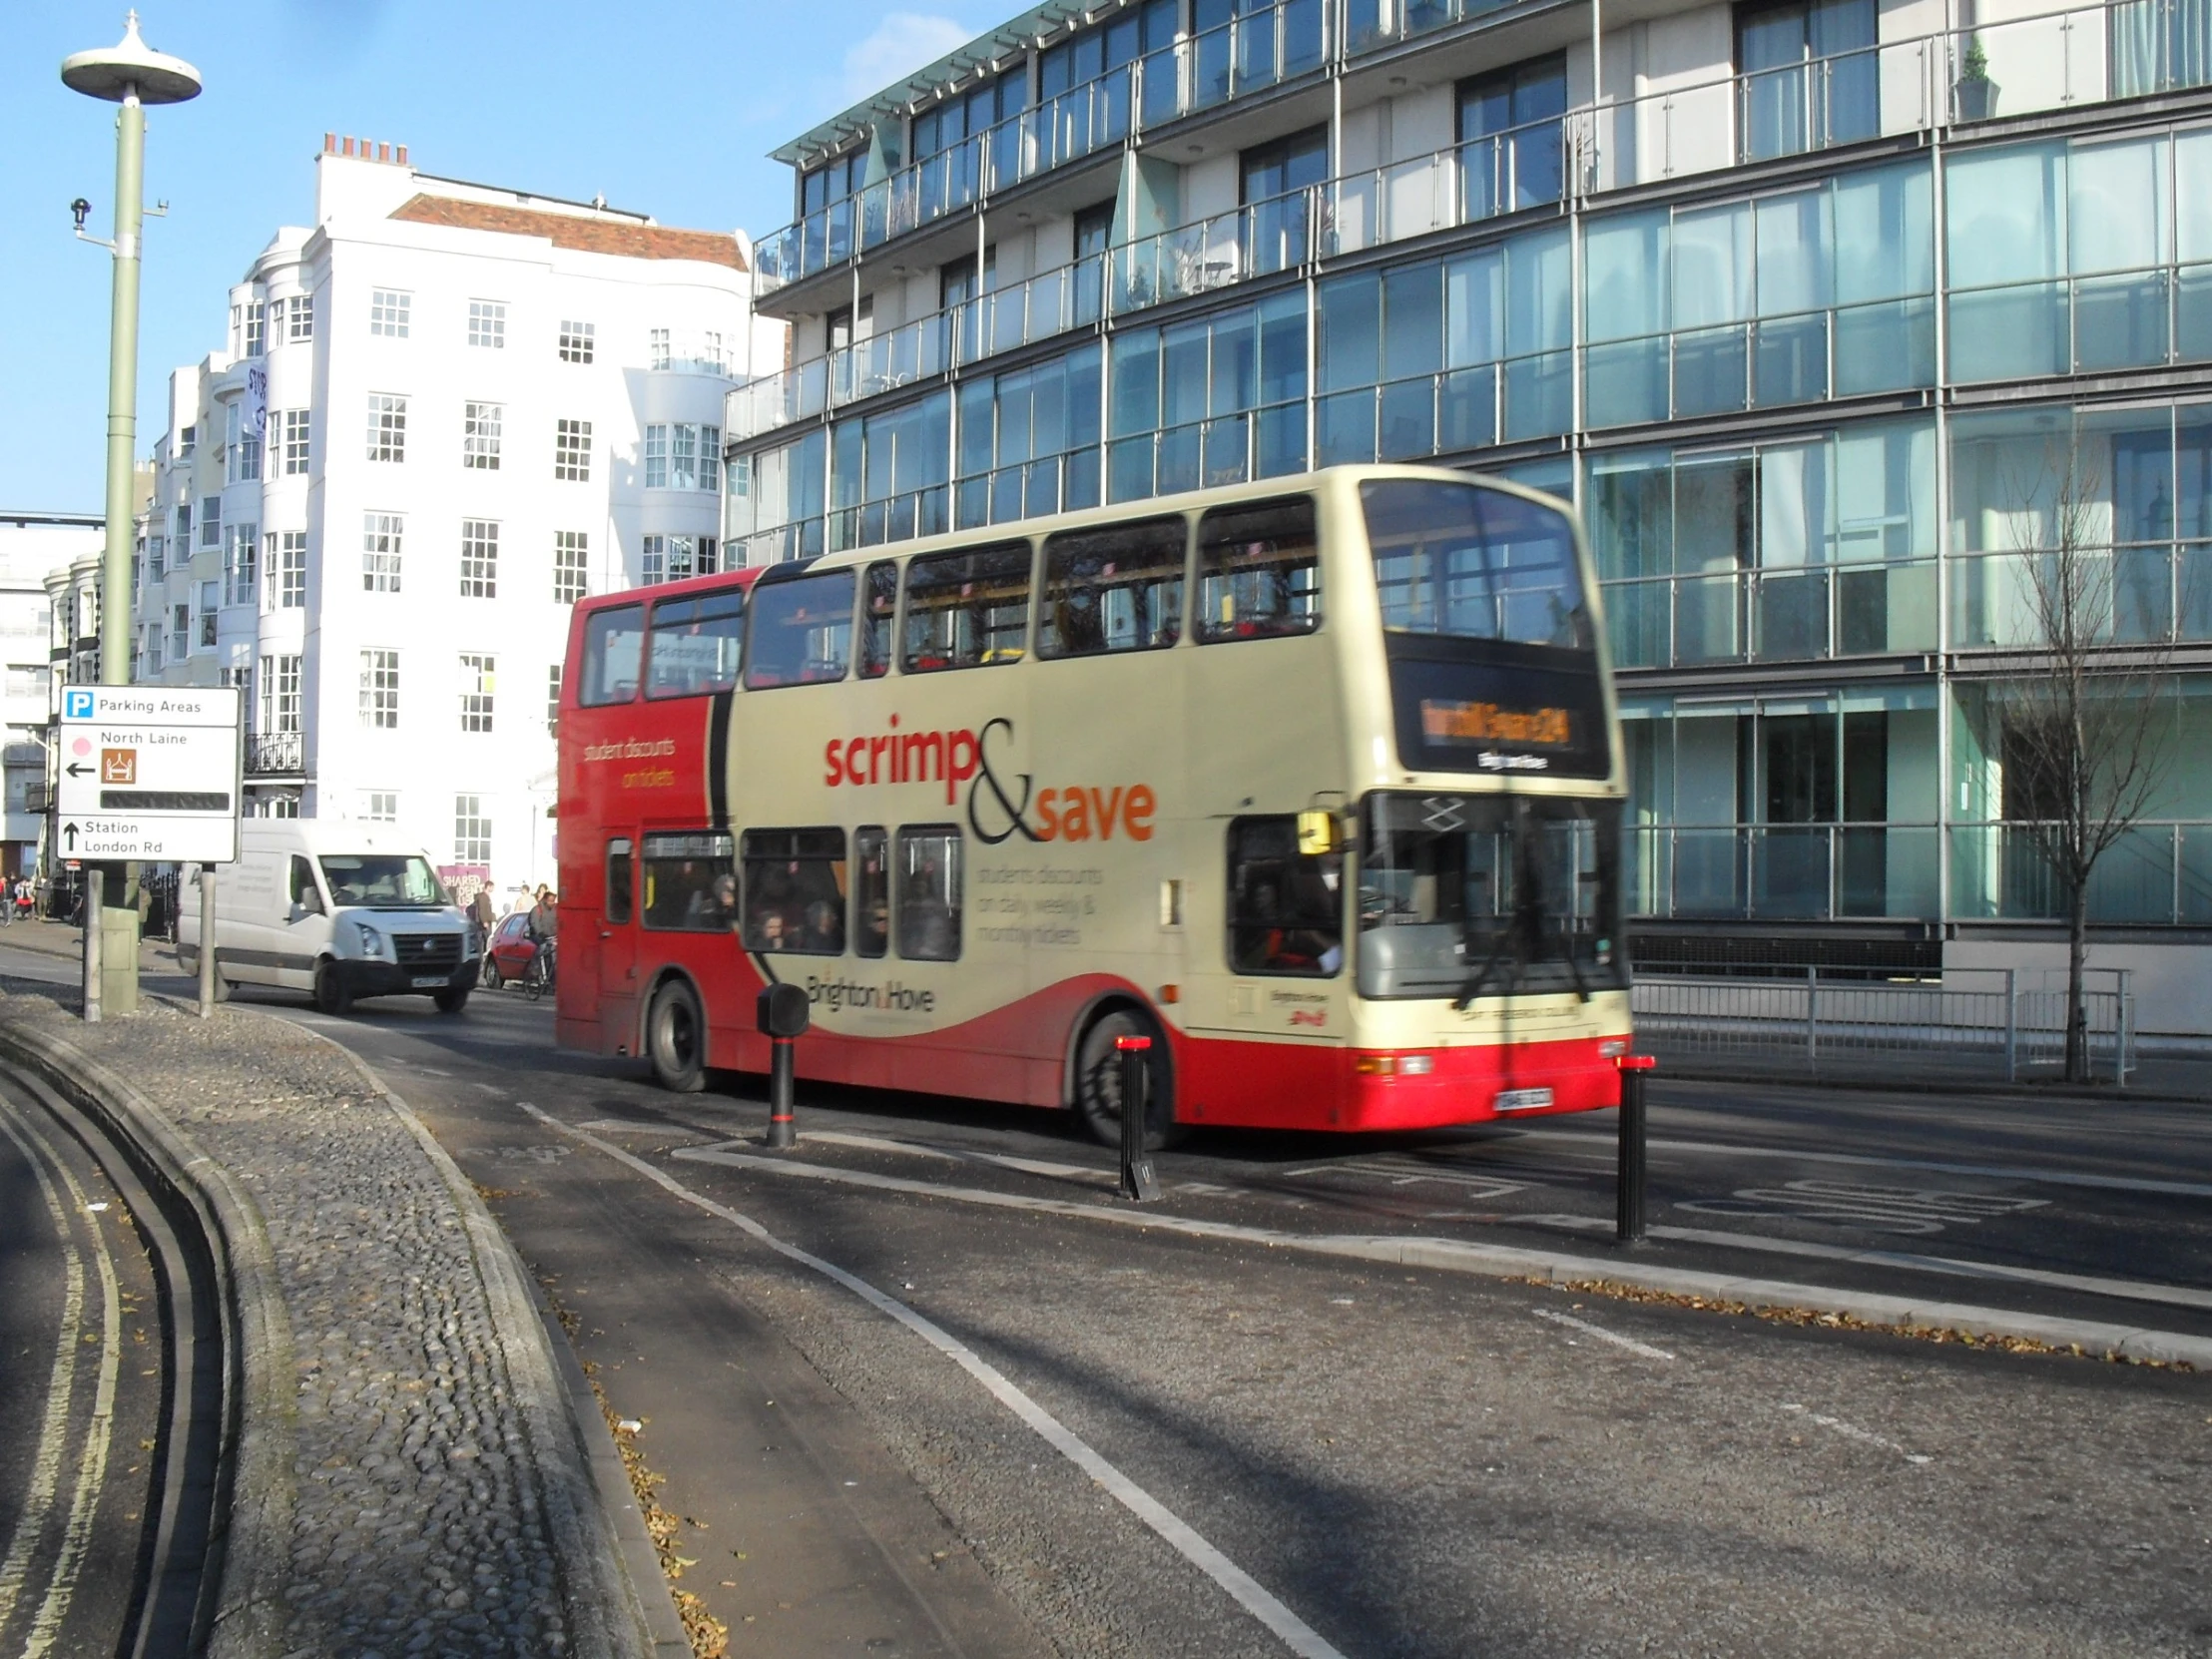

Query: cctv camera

[71,198,90,232]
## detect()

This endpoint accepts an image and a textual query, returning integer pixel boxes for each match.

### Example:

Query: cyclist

[524,886,559,996]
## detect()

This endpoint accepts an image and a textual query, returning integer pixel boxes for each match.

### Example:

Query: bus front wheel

[1074,1008,1184,1151]
[647,979,708,1093]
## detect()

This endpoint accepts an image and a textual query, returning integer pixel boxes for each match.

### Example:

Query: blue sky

[1,2,998,511]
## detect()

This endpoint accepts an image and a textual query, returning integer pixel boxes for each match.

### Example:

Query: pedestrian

[471,885,496,933]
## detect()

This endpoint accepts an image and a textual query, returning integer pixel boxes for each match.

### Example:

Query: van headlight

[463,926,481,958]
[354,922,388,958]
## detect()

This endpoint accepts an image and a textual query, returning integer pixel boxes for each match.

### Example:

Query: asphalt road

[3,935,2209,1654]
[0,1067,167,1658]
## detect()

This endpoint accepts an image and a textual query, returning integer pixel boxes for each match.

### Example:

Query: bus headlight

[1354,1052,1434,1077]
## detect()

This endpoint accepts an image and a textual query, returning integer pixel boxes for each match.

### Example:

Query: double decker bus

[556,465,1629,1141]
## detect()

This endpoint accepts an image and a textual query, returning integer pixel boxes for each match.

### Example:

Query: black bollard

[1116,1034,1161,1203]
[1615,1053,1655,1245]
[756,982,812,1150]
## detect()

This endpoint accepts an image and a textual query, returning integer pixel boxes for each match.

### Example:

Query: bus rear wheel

[647,979,708,1093]
[1074,1007,1183,1151]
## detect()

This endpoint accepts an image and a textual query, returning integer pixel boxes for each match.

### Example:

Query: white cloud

[841,12,976,103]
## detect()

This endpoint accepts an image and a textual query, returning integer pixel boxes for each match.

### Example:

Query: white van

[179,822,481,1014]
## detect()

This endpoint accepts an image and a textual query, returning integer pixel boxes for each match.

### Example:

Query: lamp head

[71,198,91,233]
[61,13,202,105]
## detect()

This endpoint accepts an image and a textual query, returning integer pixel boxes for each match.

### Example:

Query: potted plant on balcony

[1955,37,1998,122]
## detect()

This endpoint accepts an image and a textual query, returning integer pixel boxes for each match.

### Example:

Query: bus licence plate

[1493,1087,1554,1112]
[411,975,447,989]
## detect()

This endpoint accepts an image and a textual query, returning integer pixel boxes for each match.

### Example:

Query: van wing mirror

[1296,809,1339,856]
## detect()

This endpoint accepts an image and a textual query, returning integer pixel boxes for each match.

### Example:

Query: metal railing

[245,731,303,777]
[1632,965,2136,1083]
[1948,543,2212,649]
[1945,261,2212,386]
[1948,821,2212,924]
[1599,559,1940,671]
[1624,824,1942,922]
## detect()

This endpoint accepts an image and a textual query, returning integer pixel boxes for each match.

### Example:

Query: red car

[481,912,540,989]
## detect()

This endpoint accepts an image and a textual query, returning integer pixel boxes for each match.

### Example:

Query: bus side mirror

[757,981,811,1039]
[1296,810,1338,856]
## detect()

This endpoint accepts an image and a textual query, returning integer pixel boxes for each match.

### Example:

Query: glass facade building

[729,0,2212,1007]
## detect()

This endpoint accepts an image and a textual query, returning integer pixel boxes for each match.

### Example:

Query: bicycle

[523,935,557,1001]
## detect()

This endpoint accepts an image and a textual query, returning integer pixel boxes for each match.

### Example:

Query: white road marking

[1505,1126,2212,1200]
[576,1119,703,1139]
[1515,1214,2212,1314]
[1278,1158,1527,1199]
[802,1128,1119,1188]
[524,1104,1349,1659]
[1780,1402,1933,1463]
[0,1106,85,1635]
[1531,1308,1675,1361]
[0,1095,123,1656]
[1678,1180,2048,1236]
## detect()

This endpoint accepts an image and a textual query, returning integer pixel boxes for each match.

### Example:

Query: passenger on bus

[801,898,843,953]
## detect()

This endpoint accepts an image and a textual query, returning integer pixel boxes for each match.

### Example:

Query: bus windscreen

[1361,479,1608,778]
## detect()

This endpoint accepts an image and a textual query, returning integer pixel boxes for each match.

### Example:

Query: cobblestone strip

[0,986,657,1659]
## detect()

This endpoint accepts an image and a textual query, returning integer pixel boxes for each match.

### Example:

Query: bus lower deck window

[641,831,736,931]
[742,828,847,954]
[1227,817,1343,976]
[606,839,633,924]
[895,827,962,960]
[853,827,888,957]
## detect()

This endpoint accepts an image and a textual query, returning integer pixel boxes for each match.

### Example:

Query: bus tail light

[1354,1052,1434,1077]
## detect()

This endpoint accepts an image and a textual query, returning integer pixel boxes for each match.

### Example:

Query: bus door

[599,837,639,1050]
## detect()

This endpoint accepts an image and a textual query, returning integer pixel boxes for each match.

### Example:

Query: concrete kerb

[0,1012,297,1659]
[289,1018,684,1659]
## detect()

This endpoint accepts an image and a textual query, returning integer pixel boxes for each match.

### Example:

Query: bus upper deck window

[1360,478,1590,650]
[1195,497,1321,643]
[579,604,646,705]
[901,542,1032,672]
[646,588,745,699]
[857,561,898,679]
[1037,517,1186,658]
[744,569,854,689]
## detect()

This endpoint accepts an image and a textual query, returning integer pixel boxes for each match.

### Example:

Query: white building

[135,136,784,898]
[0,515,90,877]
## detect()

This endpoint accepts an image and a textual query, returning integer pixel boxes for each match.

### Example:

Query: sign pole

[197,864,215,1017]
[81,877,101,1023]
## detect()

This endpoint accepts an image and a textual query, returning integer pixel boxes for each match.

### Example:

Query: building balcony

[753,0,1328,299]
[245,731,304,779]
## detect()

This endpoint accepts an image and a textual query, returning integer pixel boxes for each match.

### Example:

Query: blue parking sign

[63,689,95,721]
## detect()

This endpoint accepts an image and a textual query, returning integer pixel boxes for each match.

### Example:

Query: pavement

[1,918,2209,1657]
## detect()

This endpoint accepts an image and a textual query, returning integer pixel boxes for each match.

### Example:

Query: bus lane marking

[0,1091,123,1656]
[797,1129,1123,1191]
[526,1105,1351,1659]
[1780,1402,1933,1464]
[1679,1180,2048,1236]
[1530,1308,1674,1362]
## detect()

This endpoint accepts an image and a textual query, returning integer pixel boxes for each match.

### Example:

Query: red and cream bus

[555,465,1630,1141]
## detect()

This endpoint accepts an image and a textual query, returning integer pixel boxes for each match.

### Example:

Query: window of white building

[547,664,562,732]
[360,649,399,729]
[554,418,592,482]
[367,394,407,462]
[200,496,222,549]
[553,531,588,604]
[269,532,306,609]
[362,791,397,823]
[468,300,507,348]
[286,293,313,342]
[171,604,189,660]
[641,534,717,585]
[458,655,495,733]
[462,402,502,469]
[459,521,498,598]
[369,288,411,338]
[559,319,595,363]
[644,423,721,490]
[261,655,302,733]
[225,524,258,605]
[454,795,491,865]
[278,409,310,475]
[363,513,403,593]
[199,581,218,646]
[243,299,266,357]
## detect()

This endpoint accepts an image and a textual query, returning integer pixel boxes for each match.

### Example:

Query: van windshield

[318,854,448,908]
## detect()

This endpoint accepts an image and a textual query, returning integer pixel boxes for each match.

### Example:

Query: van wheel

[433,985,470,1015]
[647,979,708,1093]
[313,961,352,1016]
[1074,1007,1184,1150]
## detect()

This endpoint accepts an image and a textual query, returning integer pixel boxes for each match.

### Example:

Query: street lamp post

[62,12,200,1020]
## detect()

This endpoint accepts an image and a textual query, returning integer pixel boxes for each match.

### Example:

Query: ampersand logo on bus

[824,714,1155,846]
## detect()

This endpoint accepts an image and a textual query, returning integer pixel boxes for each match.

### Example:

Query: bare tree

[1998,440,2178,1082]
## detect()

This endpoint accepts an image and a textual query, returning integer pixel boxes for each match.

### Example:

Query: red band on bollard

[1115,1035,1152,1051]
[1614,1054,1657,1071]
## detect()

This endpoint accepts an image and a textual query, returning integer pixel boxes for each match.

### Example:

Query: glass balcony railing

[1624,823,1942,920]
[1948,544,2212,649]
[1600,561,1938,671]
[1110,187,1318,312]
[1136,0,1327,127]
[1948,821,2212,922]
[1315,351,1575,462]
